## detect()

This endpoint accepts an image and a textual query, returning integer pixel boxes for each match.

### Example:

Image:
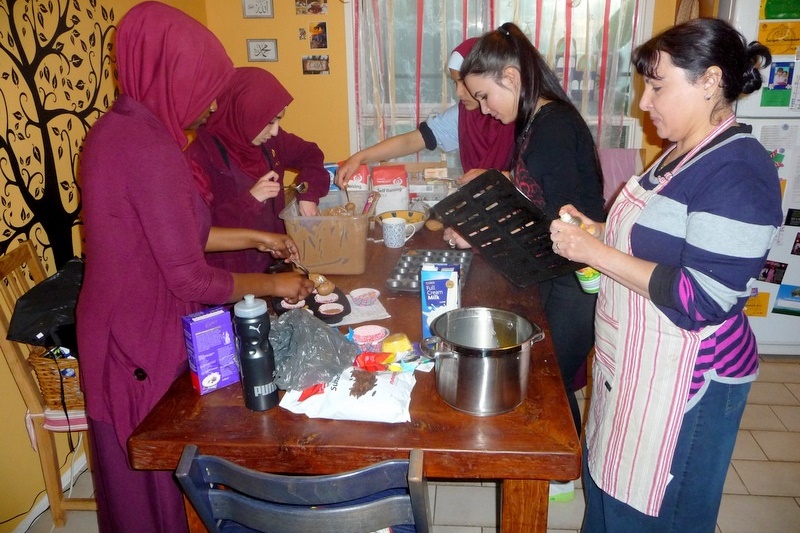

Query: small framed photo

[302,55,330,75]
[247,39,278,62]
[242,0,274,18]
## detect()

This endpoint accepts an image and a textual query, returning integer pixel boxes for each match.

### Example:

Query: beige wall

[0,1,678,530]
[205,1,351,164]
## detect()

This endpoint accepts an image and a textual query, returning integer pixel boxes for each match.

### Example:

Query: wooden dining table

[127,227,581,533]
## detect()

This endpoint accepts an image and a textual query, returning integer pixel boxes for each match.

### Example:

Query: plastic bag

[8,258,83,353]
[269,309,359,390]
[279,367,416,423]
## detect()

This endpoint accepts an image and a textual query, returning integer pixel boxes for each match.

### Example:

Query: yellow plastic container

[279,190,378,275]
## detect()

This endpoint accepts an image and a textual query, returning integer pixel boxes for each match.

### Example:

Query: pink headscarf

[449,38,516,172]
[115,1,234,149]
[203,67,294,180]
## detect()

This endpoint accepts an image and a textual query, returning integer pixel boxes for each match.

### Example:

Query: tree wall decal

[0,0,117,270]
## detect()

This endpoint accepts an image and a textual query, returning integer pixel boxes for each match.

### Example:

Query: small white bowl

[280,299,306,310]
[314,292,340,304]
[318,303,345,316]
[377,210,427,232]
[350,288,380,307]
[352,325,390,352]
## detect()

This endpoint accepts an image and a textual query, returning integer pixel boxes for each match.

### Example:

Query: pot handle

[420,336,457,359]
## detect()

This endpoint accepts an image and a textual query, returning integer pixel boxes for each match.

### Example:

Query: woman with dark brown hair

[550,18,782,531]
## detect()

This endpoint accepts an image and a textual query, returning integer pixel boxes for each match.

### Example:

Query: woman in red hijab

[188,67,330,274]
[78,4,313,532]
[334,37,516,188]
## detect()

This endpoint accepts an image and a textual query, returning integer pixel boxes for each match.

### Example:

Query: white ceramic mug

[382,217,416,248]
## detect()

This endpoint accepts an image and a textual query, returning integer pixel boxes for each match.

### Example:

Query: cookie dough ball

[425,219,444,231]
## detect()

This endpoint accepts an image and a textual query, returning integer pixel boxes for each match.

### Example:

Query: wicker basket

[28,347,86,411]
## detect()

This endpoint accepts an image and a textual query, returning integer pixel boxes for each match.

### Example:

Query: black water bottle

[233,294,278,411]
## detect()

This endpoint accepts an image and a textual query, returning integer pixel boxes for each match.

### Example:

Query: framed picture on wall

[242,0,274,18]
[247,39,278,62]
[302,55,330,75]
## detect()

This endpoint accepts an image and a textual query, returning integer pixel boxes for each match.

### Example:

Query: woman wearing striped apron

[550,19,784,532]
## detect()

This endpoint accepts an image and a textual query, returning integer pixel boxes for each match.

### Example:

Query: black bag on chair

[7,258,84,355]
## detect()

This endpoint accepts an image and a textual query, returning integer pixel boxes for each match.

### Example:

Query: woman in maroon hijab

[188,67,330,274]
[77,4,313,532]
[334,37,516,188]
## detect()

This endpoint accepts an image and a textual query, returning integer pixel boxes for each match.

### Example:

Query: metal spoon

[284,181,308,194]
[290,258,310,277]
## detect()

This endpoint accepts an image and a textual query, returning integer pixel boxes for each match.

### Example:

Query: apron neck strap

[661,114,736,181]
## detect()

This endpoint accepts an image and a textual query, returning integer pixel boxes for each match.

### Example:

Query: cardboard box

[423,167,449,180]
[182,307,240,395]
[420,263,461,339]
[409,180,452,206]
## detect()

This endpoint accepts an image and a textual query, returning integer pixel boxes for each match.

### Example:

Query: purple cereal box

[182,307,240,395]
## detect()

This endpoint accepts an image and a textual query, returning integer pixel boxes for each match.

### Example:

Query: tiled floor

[23,355,800,533]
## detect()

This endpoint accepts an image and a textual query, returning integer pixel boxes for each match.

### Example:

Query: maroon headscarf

[202,67,294,181]
[116,1,234,149]
[450,39,516,172]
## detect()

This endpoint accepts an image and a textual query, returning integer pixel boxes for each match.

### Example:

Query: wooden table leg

[184,495,209,533]
[502,479,549,533]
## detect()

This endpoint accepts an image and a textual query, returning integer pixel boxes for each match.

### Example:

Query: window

[349,0,650,171]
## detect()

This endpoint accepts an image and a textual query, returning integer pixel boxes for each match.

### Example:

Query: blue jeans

[581,379,750,533]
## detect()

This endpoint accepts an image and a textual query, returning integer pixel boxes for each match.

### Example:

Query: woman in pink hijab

[78,4,313,532]
[335,37,516,188]
[188,67,330,274]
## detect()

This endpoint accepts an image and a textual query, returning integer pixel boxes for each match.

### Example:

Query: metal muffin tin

[386,249,473,292]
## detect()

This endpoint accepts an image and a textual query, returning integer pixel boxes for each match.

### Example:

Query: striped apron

[585,116,734,516]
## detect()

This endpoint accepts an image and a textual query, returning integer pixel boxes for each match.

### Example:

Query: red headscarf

[450,39,516,172]
[115,1,234,149]
[202,67,294,181]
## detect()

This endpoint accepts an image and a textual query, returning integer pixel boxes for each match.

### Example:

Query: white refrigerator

[721,0,800,355]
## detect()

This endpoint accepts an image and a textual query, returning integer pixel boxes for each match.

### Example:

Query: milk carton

[323,162,338,190]
[420,263,461,340]
[182,307,240,395]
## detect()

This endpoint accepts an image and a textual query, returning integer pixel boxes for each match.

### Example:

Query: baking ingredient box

[182,306,240,395]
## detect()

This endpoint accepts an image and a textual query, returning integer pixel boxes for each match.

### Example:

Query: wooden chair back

[0,240,96,526]
[0,240,49,416]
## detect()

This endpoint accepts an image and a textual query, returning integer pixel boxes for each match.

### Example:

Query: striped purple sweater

[633,126,783,402]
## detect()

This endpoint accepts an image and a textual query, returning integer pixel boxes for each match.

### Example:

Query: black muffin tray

[430,169,582,287]
[271,287,351,324]
[386,249,473,292]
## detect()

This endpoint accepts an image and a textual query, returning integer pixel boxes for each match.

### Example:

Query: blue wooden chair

[175,444,430,533]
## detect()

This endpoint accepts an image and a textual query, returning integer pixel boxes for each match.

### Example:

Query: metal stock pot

[421,307,544,416]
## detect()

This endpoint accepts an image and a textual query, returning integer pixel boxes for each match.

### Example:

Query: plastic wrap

[269,309,358,390]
